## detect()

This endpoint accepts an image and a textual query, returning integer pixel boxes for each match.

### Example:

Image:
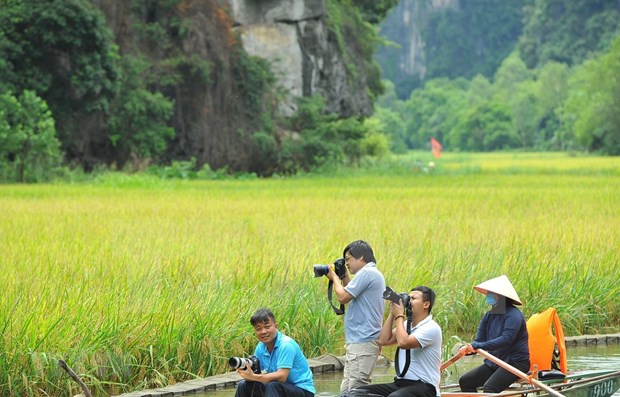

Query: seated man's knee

[263,381,289,397]
[235,380,257,397]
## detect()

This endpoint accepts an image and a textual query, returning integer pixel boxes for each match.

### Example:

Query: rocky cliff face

[378,0,458,85]
[377,0,523,98]
[92,0,374,172]
[227,0,373,117]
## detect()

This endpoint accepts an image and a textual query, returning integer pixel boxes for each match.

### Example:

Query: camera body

[383,286,412,318]
[313,257,346,279]
[229,355,261,374]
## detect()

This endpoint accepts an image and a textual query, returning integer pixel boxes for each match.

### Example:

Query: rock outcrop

[91,0,374,172]
[227,0,373,117]
[378,0,458,85]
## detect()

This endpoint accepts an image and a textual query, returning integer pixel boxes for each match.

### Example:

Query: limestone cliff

[377,0,523,98]
[227,0,373,117]
[377,0,458,91]
[92,0,375,172]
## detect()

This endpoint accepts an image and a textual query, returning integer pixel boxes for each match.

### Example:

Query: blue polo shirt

[343,262,385,343]
[254,331,316,394]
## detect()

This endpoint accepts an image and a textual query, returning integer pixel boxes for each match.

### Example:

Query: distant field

[1,152,619,396]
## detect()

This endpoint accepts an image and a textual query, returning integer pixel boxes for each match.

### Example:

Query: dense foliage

[423,0,524,81]
[0,0,391,181]
[377,0,524,98]
[0,90,62,181]
[1,0,619,183]
[0,0,120,168]
[373,35,620,155]
[372,0,620,155]
[378,0,620,99]
[353,0,400,23]
[518,0,620,68]
[564,38,620,155]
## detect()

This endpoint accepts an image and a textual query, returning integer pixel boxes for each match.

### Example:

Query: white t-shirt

[395,315,442,395]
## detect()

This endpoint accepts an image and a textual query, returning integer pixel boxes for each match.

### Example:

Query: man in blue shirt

[326,240,385,393]
[234,308,315,397]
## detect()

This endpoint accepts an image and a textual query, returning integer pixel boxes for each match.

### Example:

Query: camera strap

[394,318,412,377]
[327,280,345,315]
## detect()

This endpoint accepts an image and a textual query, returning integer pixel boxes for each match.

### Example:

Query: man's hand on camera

[326,266,337,281]
[390,300,405,318]
[237,365,258,381]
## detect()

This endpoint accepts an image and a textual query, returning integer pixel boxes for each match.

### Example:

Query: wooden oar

[441,351,464,371]
[476,349,565,397]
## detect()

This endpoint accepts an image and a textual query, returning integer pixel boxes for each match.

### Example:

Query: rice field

[1,152,619,396]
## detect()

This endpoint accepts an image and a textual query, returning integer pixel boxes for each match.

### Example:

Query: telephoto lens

[229,356,261,374]
[228,357,249,369]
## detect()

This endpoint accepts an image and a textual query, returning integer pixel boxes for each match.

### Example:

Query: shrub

[0,90,62,182]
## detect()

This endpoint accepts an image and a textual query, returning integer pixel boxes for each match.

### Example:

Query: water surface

[198,344,620,397]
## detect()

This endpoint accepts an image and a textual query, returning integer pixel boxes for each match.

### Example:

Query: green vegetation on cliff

[0,0,394,181]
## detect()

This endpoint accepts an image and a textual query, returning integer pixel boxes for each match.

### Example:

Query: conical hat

[474,275,522,305]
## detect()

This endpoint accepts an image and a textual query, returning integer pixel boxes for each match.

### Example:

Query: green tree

[361,117,391,158]
[467,74,493,106]
[403,78,469,149]
[449,101,518,151]
[107,56,175,168]
[373,80,408,153]
[564,36,620,155]
[424,0,524,80]
[353,0,400,23]
[0,0,120,163]
[535,61,570,149]
[0,90,61,182]
[493,52,532,102]
[518,0,620,68]
[277,96,370,173]
[536,62,570,113]
[376,80,406,113]
[510,80,540,147]
[372,107,407,153]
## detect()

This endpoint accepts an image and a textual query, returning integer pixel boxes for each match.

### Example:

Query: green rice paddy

[1,152,618,396]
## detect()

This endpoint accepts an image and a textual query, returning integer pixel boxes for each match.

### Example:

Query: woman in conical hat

[458,275,530,393]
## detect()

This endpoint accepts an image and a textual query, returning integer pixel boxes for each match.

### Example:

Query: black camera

[313,258,346,279]
[229,355,261,374]
[383,286,411,317]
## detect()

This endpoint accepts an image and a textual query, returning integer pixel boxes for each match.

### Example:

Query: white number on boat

[591,379,617,397]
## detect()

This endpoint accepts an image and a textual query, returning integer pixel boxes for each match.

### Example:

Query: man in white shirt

[344,285,442,397]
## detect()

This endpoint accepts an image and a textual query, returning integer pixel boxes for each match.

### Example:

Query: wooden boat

[438,309,619,397]
[440,369,620,397]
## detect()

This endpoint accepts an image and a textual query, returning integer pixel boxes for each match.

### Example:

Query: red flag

[430,137,442,158]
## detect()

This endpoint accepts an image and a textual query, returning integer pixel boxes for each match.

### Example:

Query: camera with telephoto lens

[228,355,261,374]
[313,257,346,279]
[383,286,412,318]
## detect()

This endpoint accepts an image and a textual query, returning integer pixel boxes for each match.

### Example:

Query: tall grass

[0,152,618,396]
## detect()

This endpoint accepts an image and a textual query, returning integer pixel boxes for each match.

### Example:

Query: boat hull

[440,370,620,397]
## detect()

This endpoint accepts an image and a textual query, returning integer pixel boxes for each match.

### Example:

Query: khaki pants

[340,340,381,394]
